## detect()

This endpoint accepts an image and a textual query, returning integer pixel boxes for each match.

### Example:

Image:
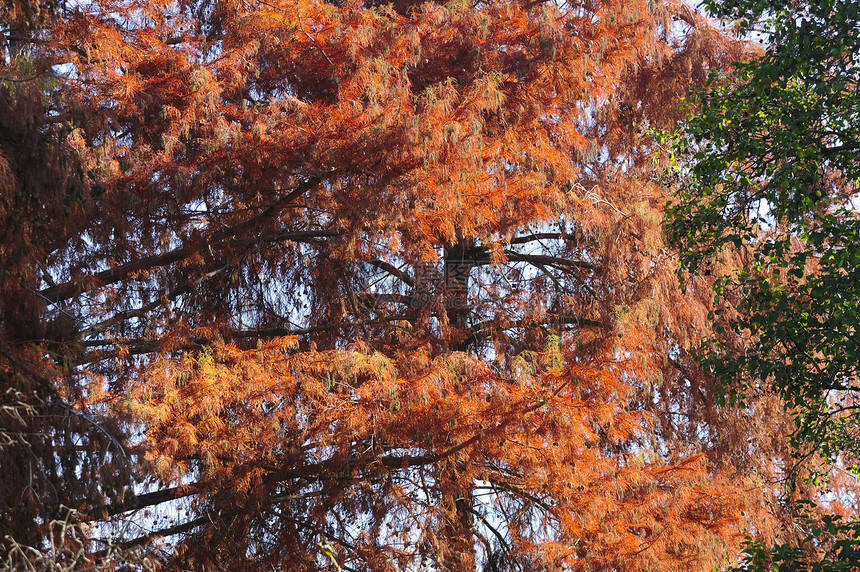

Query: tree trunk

[439,461,475,572]
[444,241,474,350]
[439,241,476,569]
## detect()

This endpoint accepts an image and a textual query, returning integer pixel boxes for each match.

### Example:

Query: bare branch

[366,259,415,287]
[39,178,322,305]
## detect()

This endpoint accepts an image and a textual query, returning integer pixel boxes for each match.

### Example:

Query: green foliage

[667,1,860,565]
[666,0,860,463]
[728,505,860,571]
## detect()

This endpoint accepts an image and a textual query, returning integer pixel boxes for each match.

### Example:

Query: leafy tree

[667,0,860,470]
[728,504,860,572]
[0,0,136,549]
[666,0,860,567]
[0,0,836,569]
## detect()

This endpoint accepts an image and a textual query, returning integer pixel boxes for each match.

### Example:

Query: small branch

[80,266,228,339]
[463,314,601,347]
[356,292,416,307]
[0,73,42,83]
[463,505,514,557]
[366,259,414,287]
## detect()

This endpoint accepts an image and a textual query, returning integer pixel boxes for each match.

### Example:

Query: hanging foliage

[1,0,844,569]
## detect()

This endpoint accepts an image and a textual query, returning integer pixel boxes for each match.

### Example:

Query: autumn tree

[0,0,828,569]
[0,0,139,553]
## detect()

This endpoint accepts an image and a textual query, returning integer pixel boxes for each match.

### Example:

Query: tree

[0,0,826,569]
[730,512,860,572]
[666,0,860,567]
[0,0,137,549]
[666,0,860,474]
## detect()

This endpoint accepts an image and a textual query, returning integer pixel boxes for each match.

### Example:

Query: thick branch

[39,178,321,304]
[502,251,597,271]
[462,246,596,271]
[77,316,412,364]
[463,315,601,347]
[225,316,413,341]
[104,485,193,517]
[507,232,581,246]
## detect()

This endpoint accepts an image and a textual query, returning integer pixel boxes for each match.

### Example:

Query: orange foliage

[119,329,750,570]
[0,0,825,569]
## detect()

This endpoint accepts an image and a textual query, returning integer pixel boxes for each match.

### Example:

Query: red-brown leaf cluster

[1,0,847,569]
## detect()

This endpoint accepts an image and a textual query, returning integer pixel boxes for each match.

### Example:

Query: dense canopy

[667,0,860,496]
[667,0,860,568]
[0,0,855,569]
[670,0,860,459]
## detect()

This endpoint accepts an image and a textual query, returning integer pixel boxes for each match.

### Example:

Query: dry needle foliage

[0,0,841,569]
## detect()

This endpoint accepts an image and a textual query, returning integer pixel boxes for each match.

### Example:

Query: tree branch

[463,315,601,347]
[103,485,194,518]
[366,259,414,287]
[39,178,321,304]
[507,232,581,246]
[502,251,597,271]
